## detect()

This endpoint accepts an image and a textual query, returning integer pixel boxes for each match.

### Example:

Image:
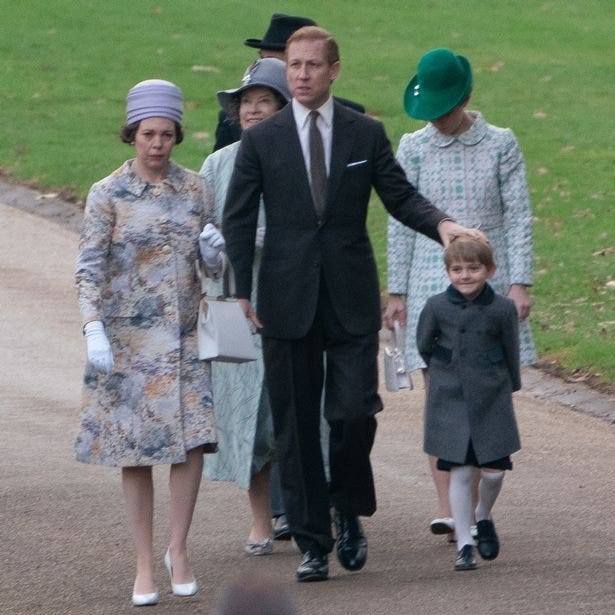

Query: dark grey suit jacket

[223,101,449,339]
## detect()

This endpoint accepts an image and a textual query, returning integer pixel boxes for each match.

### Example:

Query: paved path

[2,195,615,614]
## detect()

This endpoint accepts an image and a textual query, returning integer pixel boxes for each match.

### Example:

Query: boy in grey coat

[417,232,521,572]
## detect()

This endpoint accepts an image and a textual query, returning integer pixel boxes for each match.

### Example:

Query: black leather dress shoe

[272,514,291,541]
[334,512,368,571]
[296,551,329,582]
[476,519,500,560]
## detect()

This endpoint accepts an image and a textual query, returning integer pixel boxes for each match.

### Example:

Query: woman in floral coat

[385,49,537,539]
[75,80,225,606]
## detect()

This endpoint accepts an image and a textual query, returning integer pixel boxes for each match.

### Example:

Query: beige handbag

[383,321,413,392]
[196,262,258,363]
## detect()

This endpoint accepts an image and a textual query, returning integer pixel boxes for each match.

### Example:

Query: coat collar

[446,281,495,306]
[426,111,487,148]
[117,159,185,197]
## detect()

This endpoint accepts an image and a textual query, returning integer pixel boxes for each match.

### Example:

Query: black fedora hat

[244,13,317,50]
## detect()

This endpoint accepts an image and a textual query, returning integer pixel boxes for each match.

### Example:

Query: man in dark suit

[223,26,472,582]
[213,13,364,151]
[214,12,366,546]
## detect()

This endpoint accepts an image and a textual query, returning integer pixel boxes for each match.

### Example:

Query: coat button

[164,305,173,315]
[162,245,171,254]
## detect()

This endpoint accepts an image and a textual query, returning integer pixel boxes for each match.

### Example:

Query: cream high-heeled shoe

[131,589,159,607]
[164,548,198,597]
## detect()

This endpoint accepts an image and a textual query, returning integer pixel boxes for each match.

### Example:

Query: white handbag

[383,321,413,392]
[196,262,258,363]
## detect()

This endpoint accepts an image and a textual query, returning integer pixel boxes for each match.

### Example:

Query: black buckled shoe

[476,519,500,560]
[296,551,329,582]
[334,512,368,571]
[454,544,477,571]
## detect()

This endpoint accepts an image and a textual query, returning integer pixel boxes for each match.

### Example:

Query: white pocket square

[346,160,368,168]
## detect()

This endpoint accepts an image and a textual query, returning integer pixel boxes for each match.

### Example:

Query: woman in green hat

[384,47,537,546]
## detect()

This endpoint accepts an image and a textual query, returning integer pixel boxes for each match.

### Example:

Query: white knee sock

[449,465,475,548]
[475,470,505,522]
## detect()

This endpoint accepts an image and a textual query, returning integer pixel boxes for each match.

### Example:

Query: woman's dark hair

[227,89,287,124]
[120,121,184,144]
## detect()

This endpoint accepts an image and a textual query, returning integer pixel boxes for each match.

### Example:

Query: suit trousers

[262,277,382,555]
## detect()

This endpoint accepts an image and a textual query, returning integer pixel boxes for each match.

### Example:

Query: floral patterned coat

[75,160,219,467]
[388,112,537,371]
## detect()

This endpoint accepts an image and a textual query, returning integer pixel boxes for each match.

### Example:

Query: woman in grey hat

[213,13,315,151]
[75,79,226,606]
[199,58,290,557]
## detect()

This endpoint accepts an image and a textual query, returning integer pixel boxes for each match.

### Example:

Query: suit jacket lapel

[273,105,312,197]
[326,103,358,214]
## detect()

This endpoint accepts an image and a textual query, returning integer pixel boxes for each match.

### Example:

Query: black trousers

[262,281,381,555]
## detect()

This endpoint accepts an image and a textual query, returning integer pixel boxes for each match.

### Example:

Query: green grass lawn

[1,0,613,382]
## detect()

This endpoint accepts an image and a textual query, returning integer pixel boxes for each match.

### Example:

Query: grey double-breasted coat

[417,283,521,465]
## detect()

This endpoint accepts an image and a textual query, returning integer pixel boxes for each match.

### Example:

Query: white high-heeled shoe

[131,590,159,607]
[164,548,198,597]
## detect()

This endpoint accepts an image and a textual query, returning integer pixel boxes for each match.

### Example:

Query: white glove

[255,226,266,250]
[199,223,225,270]
[84,320,114,374]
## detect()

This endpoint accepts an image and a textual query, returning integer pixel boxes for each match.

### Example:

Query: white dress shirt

[291,97,334,186]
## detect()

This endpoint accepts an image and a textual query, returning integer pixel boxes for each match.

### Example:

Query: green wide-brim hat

[404,48,473,121]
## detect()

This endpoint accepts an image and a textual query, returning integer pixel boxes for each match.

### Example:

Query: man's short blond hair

[286,26,340,65]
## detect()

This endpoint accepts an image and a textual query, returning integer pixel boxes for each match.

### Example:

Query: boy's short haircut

[444,232,495,270]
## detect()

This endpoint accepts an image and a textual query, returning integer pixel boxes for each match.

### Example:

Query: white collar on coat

[426,111,488,148]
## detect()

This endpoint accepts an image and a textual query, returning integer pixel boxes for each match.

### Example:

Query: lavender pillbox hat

[126,79,183,125]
